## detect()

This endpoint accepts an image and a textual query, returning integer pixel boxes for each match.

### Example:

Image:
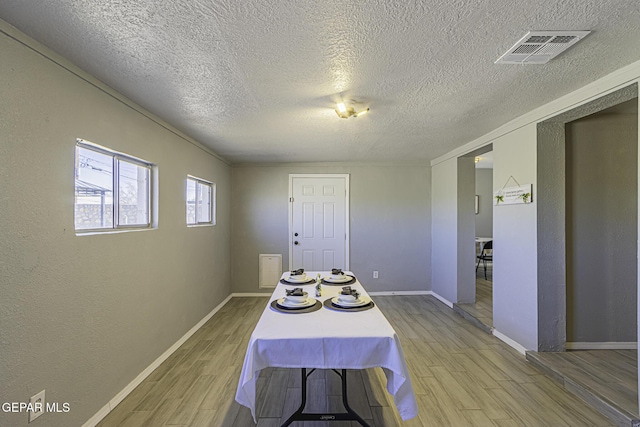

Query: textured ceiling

[1,1,640,164]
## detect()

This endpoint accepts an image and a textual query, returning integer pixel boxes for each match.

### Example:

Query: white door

[289,175,349,271]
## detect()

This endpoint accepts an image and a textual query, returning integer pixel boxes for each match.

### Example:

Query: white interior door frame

[288,174,350,270]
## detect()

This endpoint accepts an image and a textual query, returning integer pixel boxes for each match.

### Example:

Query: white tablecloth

[235,271,418,422]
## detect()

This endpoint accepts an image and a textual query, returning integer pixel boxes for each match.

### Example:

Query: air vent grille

[496,31,590,64]
[512,44,540,54]
[550,35,576,43]
[526,35,552,43]
[536,43,570,55]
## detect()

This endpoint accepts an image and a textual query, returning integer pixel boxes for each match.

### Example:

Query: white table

[475,237,492,254]
[235,271,418,425]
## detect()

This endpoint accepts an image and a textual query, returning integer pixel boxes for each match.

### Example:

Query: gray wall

[431,157,478,305]
[0,24,231,426]
[432,125,540,350]
[492,124,540,350]
[431,158,459,303]
[475,168,493,237]
[566,112,638,343]
[457,157,476,303]
[231,164,431,293]
[536,122,567,351]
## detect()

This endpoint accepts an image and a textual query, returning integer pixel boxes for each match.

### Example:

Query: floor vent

[259,254,282,289]
[495,31,590,64]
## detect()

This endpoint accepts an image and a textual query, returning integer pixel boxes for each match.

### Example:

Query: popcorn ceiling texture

[1,0,639,163]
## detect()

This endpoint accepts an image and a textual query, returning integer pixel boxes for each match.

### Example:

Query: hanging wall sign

[494,182,532,206]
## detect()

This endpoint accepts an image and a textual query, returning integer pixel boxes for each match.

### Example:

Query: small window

[187,176,215,225]
[75,139,153,232]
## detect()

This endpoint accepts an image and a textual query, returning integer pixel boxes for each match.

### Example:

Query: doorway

[288,174,349,271]
[566,99,638,348]
[456,151,494,331]
[532,87,639,423]
[474,152,494,326]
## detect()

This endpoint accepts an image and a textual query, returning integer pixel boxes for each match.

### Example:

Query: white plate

[324,275,352,283]
[287,275,310,283]
[277,297,316,308]
[331,296,371,308]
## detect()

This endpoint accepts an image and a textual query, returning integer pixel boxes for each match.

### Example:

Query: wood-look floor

[97,295,615,427]
[456,265,493,330]
[454,263,638,426]
[528,349,638,421]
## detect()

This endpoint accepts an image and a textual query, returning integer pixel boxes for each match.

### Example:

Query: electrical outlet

[29,390,45,423]
[373,270,379,279]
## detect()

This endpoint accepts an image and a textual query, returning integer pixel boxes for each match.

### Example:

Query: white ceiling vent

[495,31,591,64]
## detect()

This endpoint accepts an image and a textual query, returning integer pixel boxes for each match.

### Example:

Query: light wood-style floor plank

[457,265,493,329]
[529,349,639,421]
[97,295,615,426]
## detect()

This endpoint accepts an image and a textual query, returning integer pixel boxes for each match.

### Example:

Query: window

[75,139,153,232]
[186,176,215,225]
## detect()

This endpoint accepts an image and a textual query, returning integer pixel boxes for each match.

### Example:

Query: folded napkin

[286,288,305,296]
[331,268,344,275]
[290,268,305,276]
[340,286,360,299]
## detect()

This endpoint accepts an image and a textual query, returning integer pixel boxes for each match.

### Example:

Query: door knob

[294,241,299,245]
[294,232,299,236]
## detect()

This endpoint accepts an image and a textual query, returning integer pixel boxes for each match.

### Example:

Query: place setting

[321,268,357,285]
[280,268,316,285]
[270,287,322,314]
[323,286,375,312]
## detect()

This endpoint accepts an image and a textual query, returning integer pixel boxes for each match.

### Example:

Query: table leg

[280,368,371,427]
[337,369,370,426]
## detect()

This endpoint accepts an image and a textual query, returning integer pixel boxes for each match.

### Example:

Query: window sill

[187,223,216,228]
[75,227,156,236]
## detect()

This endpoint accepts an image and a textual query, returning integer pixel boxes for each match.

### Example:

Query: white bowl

[338,293,358,303]
[286,292,308,303]
[289,274,308,281]
[330,274,346,280]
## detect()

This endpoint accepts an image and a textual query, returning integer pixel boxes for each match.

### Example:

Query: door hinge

[289,197,294,202]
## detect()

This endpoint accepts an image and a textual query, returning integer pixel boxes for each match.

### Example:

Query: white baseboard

[429,291,454,308]
[231,292,272,297]
[566,341,637,350]
[492,329,528,355]
[368,290,431,296]
[83,403,110,427]
[82,294,233,427]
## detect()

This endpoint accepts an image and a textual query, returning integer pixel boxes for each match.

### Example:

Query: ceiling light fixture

[335,101,369,119]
